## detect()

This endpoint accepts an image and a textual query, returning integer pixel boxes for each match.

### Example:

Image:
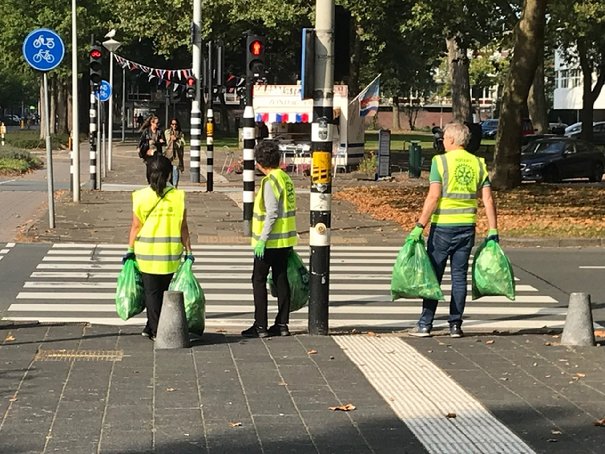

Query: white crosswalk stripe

[3,243,566,332]
[0,242,15,262]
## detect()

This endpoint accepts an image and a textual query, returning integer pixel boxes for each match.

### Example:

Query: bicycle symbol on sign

[33,49,55,64]
[33,35,56,49]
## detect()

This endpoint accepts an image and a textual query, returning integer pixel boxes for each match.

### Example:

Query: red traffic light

[249,40,263,56]
[186,76,196,87]
[89,48,102,59]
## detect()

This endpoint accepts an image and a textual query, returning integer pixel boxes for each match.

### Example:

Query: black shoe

[409,326,432,337]
[141,329,155,341]
[268,324,291,337]
[449,325,464,338]
[241,325,269,338]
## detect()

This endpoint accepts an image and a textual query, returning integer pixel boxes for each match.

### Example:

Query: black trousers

[141,272,173,336]
[252,247,292,328]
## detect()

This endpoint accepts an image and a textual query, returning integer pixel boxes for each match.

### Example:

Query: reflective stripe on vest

[133,187,185,274]
[252,169,297,248]
[431,150,487,225]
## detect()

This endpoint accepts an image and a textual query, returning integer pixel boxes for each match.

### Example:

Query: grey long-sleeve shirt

[259,179,279,242]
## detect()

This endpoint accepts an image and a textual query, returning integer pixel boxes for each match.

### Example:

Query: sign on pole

[22,28,65,230]
[95,80,112,102]
[22,28,65,72]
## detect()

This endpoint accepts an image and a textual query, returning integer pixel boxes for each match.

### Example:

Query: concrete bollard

[561,292,596,347]
[155,291,190,349]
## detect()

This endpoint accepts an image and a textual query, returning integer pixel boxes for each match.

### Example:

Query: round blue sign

[22,28,65,72]
[95,80,112,102]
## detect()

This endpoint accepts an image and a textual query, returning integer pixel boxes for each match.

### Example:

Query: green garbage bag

[115,258,145,321]
[471,239,516,301]
[169,258,205,335]
[391,237,444,301]
[267,250,310,312]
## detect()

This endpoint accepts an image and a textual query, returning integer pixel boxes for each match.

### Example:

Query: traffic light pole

[190,0,202,184]
[242,77,255,237]
[308,0,335,335]
[206,40,214,192]
[89,88,97,190]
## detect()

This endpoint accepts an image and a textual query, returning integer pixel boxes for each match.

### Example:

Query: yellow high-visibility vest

[133,186,185,274]
[431,149,488,226]
[252,169,297,248]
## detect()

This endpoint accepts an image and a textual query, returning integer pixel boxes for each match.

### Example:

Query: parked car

[548,122,567,135]
[481,119,499,138]
[564,122,583,135]
[0,116,19,126]
[481,118,534,138]
[520,137,605,183]
[566,121,605,145]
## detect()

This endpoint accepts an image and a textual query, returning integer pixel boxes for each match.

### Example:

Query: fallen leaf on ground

[4,335,15,342]
[594,418,605,427]
[574,373,586,378]
[551,429,562,435]
[166,388,175,392]
[8,396,17,402]
[277,381,287,386]
[229,421,242,427]
[446,412,457,419]
[544,342,552,346]
[485,340,495,345]
[329,403,356,411]
[307,349,318,355]
[367,331,377,337]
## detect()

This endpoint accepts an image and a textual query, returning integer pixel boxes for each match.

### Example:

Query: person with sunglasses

[164,118,186,187]
[138,114,165,161]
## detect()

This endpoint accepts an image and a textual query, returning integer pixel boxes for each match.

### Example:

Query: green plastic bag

[115,258,145,321]
[169,259,205,335]
[471,239,516,301]
[267,250,310,312]
[391,238,444,301]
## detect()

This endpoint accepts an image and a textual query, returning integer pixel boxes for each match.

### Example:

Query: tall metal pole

[308,0,335,335]
[71,0,80,202]
[121,67,125,142]
[206,40,214,192]
[190,0,202,183]
[43,73,56,229]
[107,50,114,170]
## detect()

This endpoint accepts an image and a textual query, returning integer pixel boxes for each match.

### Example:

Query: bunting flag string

[113,54,192,87]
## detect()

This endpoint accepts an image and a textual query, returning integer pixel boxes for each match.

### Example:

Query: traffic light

[89,45,103,86]
[186,76,196,99]
[246,34,265,80]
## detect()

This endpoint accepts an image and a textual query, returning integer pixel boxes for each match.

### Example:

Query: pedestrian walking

[408,121,499,338]
[137,114,165,161]
[164,118,186,187]
[242,140,298,338]
[123,155,193,340]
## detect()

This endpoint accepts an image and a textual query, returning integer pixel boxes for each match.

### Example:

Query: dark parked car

[520,137,605,183]
[481,119,499,138]
[567,121,605,145]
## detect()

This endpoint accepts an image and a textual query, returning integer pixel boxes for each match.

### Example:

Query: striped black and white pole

[206,109,214,191]
[308,0,335,335]
[89,89,97,189]
[190,106,201,183]
[190,0,201,183]
[242,81,256,236]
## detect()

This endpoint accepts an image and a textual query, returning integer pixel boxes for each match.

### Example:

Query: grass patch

[5,129,70,150]
[0,147,43,175]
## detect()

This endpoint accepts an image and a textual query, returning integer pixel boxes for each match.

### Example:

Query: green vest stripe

[136,253,184,262]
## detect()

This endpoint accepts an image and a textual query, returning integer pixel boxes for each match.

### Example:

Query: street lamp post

[103,36,121,171]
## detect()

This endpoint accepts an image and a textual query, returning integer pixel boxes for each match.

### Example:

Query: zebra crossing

[0,242,14,262]
[3,243,566,332]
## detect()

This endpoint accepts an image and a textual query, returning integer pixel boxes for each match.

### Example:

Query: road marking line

[335,336,535,454]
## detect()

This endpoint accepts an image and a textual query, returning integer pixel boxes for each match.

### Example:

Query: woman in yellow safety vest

[123,155,193,340]
[242,140,297,338]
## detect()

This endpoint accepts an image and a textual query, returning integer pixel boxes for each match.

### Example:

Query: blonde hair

[443,122,470,148]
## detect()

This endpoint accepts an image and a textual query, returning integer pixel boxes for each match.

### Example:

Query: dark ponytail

[146,155,172,196]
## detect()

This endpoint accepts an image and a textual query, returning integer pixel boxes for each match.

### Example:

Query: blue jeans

[418,225,475,329]
[172,165,180,188]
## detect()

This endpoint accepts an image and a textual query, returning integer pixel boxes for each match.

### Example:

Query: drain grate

[34,349,123,362]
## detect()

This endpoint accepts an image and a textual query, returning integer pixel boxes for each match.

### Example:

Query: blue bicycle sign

[95,80,112,102]
[23,28,64,72]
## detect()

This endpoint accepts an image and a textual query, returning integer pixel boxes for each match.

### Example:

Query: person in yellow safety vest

[124,155,193,341]
[407,121,498,339]
[242,140,297,338]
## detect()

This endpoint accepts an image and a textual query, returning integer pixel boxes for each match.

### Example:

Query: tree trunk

[491,0,546,190]
[528,53,548,134]
[50,77,57,135]
[447,35,472,123]
[56,80,68,135]
[348,21,362,97]
[578,39,605,143]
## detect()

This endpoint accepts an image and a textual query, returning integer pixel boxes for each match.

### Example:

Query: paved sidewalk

[1,323,604,453]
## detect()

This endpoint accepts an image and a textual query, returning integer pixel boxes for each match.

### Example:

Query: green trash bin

[408,141,421,178]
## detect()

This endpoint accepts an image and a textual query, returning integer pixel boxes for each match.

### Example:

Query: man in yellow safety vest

[242,140,297,338]
[408,121,499,338]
